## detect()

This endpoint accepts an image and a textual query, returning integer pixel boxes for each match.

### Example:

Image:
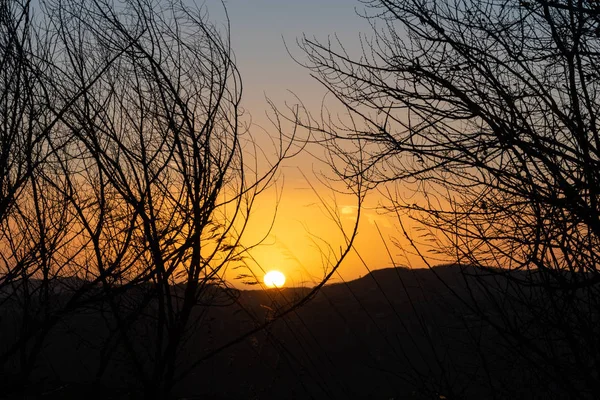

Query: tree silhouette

[293,0,600,397]
[0,0,350,398]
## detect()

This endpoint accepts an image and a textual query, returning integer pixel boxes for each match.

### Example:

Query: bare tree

[291,0,600,398]
[0,0,97,387]
[0,0,367,397]
[45,0,275,394]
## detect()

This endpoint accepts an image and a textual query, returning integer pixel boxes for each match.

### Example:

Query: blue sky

[222,0,369,115]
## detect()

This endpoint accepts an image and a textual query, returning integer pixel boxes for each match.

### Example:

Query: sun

[264,270,286,288]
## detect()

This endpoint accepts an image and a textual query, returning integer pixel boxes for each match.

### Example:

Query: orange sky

[213,1,444,288]
[225,162,444,288]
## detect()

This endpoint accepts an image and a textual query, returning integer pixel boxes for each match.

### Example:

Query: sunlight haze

[211,0,435,287]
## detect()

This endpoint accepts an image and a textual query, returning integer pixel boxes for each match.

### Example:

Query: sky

[204,0,439,287]
[223,0,366,113]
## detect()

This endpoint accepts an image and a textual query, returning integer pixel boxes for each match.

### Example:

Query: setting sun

[264,270,286,288]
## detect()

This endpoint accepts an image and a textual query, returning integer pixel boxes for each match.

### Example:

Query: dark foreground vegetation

[1,264,589,399]
[3,0,600,398]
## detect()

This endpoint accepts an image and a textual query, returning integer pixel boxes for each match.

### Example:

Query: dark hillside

[1,265,568,399]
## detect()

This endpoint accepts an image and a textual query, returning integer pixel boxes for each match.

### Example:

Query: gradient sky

[205,1,439,287]
[224,0,367,114]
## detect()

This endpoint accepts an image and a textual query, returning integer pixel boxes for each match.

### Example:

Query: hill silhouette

[1,264,553,399]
